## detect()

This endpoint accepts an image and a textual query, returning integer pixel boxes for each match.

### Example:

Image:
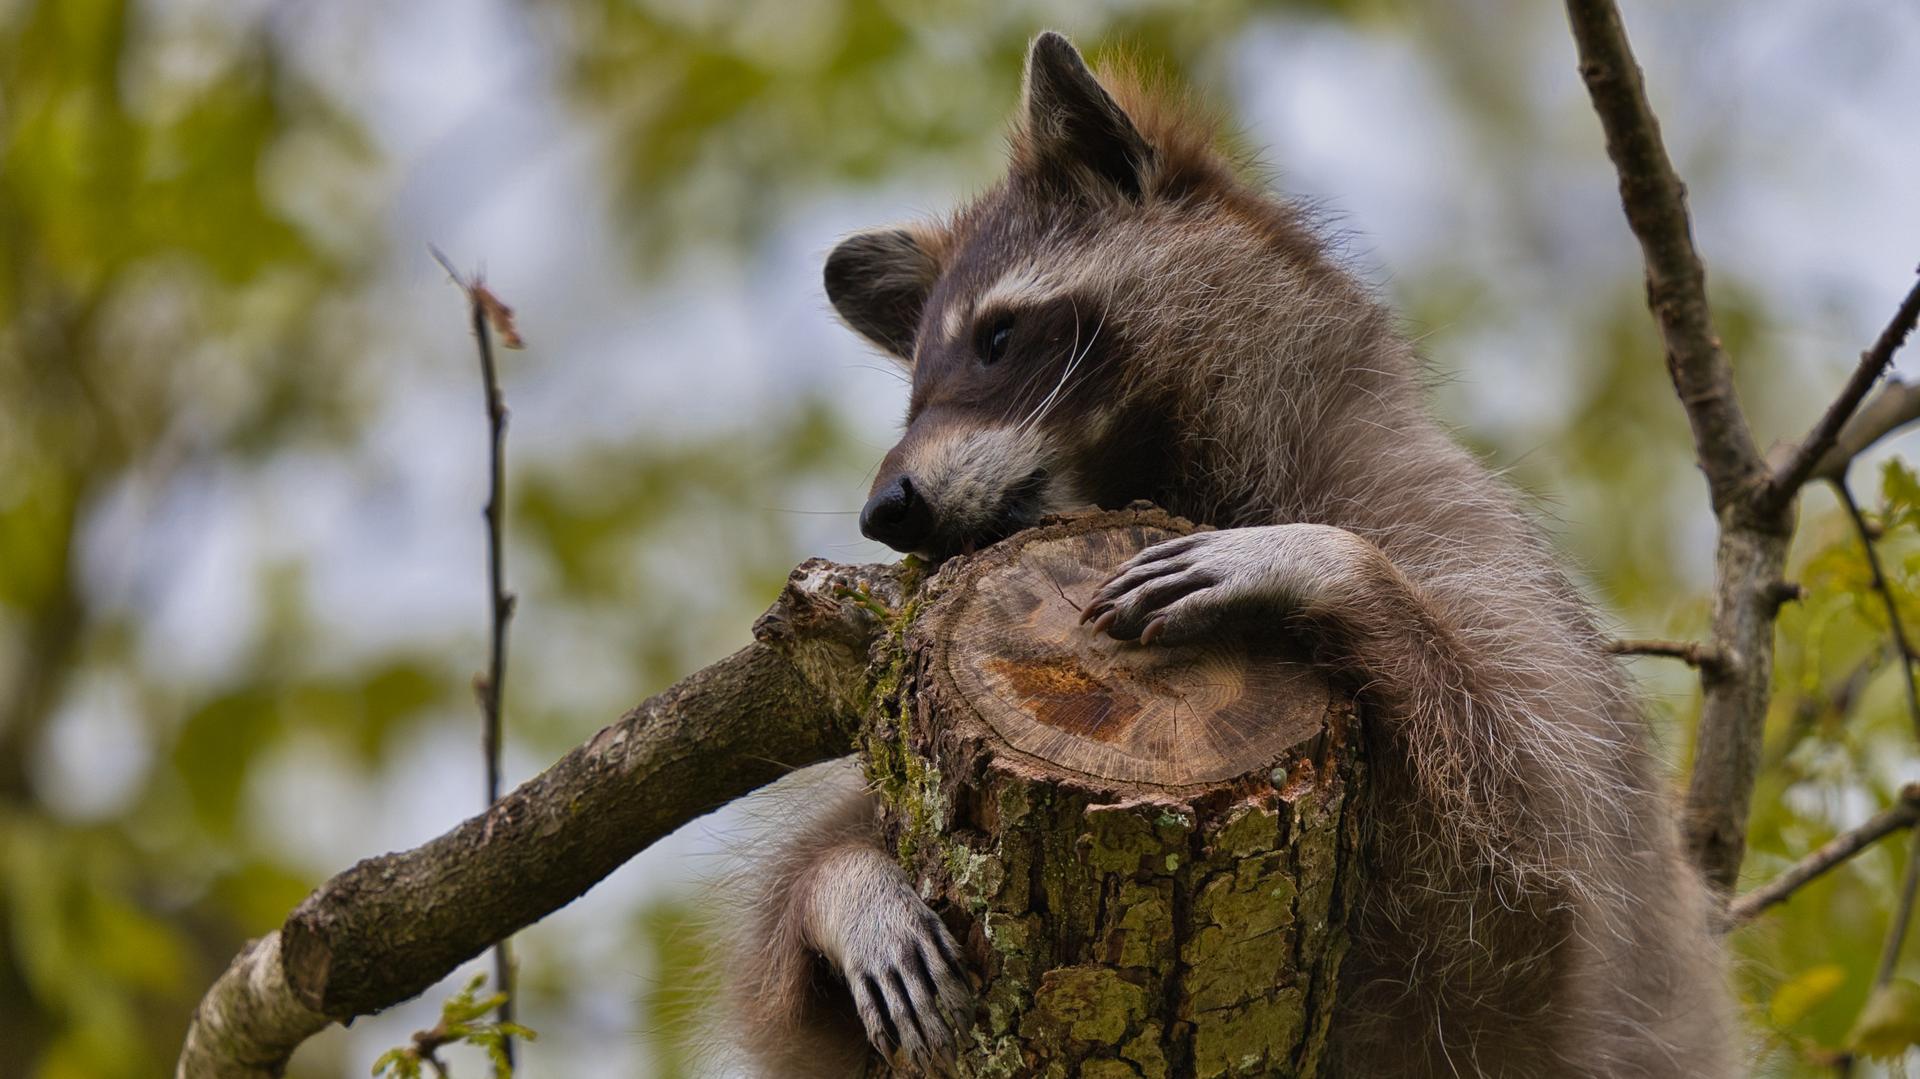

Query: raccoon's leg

[1083,524,1735,1076]
[726,758,971,1077]
[1079,525,1611,875]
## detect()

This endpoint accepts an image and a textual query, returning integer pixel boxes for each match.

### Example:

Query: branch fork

[1566,0,1920,894]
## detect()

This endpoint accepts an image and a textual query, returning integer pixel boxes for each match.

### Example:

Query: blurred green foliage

[0,0,1915,1076]
[0,0,365,1073]
[538,0,1293,262]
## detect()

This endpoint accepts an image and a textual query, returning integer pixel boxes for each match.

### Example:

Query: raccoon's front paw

[1080,524,1373,645]
[839,886,974,1072]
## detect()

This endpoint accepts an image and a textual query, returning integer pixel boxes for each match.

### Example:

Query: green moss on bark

[900,723,1350,1072]
[873,741,1358,1076]
[856,513,1363,1076]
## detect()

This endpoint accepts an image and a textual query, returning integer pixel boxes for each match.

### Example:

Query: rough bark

[177,559,907,1076]
[278,643,840,1017]
[1564,0,1794,894]
[865,510,1363,1077]
[177,934,331,1079]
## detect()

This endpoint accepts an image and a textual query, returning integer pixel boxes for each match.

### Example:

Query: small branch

[434,246,524,1071]
[413,1026,453,1079]
[1768,270,1920,502]
[1810,378,1920,486]
[1820,477,1920,1073]
[1764,580,1807,614]
[1605,637,1728,675]
[1834,478,1920,743]
[1725,784,1920,927]
[466,279,512,813]
[175,560,905,1078]
[1841,826,1920,1074]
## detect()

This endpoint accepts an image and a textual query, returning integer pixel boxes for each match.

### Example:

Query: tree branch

[177,934,329,1079]
[1808,377,1920,486]
[1563,0,1763,515]
[1564,0,1791,893]
[1605,637,1728,674]
[1725,784,1920,927]
[175,559,906,1077]
[1768,270,1920,501]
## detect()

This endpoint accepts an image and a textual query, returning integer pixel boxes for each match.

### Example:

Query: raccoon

[721,32,1739,1078]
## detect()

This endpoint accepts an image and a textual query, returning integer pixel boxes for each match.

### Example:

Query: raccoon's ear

[824,228,942,362]
[1020,31,1153,199]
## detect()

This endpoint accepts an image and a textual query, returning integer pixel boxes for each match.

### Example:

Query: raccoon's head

[830,32,1350,559]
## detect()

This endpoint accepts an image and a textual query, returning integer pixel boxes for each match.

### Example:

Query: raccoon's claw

[1081,537,1232,645]
[840,895,973,1072]
[1082,525,1374,646]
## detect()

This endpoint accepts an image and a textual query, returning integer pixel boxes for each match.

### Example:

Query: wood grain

[932,513,1330,791]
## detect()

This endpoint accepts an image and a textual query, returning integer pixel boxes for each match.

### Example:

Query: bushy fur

[718,32,1739,1077]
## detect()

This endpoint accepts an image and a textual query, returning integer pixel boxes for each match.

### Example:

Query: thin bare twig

[433,245,522,1073]
[1769,270,1920,503]
[1725,785,1920,927]
[1834,479,1920,743]
[1606,637,1728,674]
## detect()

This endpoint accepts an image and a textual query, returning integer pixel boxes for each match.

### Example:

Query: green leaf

[1771,964,1847,1027]
[1884,459,1920,530]
[370,1047,421,1079]
[1847,978,1920,1059]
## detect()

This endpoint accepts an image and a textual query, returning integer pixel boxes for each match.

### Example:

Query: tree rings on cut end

[927,511,1331,791]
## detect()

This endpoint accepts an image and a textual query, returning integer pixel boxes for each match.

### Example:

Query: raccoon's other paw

[838,887,973,1072]
[1080,524,1375,645]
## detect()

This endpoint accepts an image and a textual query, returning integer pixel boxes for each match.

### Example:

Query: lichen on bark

[859,509,1364,1077]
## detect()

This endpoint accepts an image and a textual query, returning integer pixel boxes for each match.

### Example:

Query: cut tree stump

[866,507,1364,1078]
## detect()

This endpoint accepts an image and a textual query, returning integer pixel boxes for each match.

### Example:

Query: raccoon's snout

[860,474,934,552]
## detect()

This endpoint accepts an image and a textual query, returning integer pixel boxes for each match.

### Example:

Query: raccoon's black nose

[860,475,933,552]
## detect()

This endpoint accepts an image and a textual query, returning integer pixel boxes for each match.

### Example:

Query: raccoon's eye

[977,315,1016,366]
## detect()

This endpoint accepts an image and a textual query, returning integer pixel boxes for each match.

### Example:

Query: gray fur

[719,31,1740,1078]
